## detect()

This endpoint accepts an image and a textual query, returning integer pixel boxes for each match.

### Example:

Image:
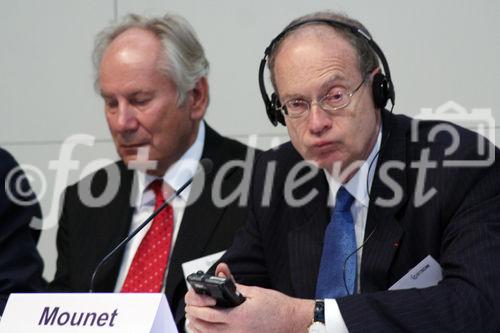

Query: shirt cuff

[325,299,349,333]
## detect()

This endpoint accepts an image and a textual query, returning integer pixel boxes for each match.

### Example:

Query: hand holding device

[187,270,246,308]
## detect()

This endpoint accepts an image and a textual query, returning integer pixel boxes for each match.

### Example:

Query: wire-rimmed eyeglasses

[280,76,368,119]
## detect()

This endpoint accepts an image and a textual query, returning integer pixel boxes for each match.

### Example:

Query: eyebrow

[280,93,305,102]
[280,75,349,102]
[100,90,153,99]
[318,76,349,94]
[100,90,110,99]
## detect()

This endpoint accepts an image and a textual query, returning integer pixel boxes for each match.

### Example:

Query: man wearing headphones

[185,11,500,332]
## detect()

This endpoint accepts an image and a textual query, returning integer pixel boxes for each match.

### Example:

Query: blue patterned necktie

[315,186,357,298]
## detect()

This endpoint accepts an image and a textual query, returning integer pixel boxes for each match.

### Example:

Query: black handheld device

[187,271,246,308]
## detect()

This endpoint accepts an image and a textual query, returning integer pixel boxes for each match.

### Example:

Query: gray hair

[93,13,209,106]
[268,11,379,91]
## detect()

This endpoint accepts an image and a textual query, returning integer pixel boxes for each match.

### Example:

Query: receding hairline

[276,24,359,51]
[267,12,380,96]
[99,27,165,71]
[272,24,363,81]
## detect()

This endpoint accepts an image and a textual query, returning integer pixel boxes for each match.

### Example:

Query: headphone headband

[258,18,395,126]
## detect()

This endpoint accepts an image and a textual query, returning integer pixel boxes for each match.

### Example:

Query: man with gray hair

[49,13,256,330]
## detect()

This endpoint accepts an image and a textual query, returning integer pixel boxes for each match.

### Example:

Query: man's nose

[116,102,139,132]
[308,103,332,136]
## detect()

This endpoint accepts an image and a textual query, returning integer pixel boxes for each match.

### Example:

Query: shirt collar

[133,121,206,207]
[324,127,382,207]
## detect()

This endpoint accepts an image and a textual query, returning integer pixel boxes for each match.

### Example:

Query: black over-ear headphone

[258,19,395,126]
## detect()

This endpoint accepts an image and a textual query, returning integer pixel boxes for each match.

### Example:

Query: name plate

[0,293,178,332]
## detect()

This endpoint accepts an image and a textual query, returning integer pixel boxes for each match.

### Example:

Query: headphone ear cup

[372,72,389,109]
[270,93,286,126]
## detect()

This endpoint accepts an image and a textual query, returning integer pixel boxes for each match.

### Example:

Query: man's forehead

[276,27,357,67]
[276,26,357,65]
[100,28,162,69]
[273,26,362,98]
[274,25,360,76]
[98,29,168,88]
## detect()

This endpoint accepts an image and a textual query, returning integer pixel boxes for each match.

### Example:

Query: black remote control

[187,270,246,308]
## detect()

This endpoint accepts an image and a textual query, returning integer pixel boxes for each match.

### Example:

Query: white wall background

[1,0,498,280]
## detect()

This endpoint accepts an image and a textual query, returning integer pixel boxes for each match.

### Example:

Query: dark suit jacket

[220,112,500,332]
[0,148,45,314]
[49,124,257,330]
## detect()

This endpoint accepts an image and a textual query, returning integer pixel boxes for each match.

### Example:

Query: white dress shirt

[114,122,206,292]
[323,129,381,333]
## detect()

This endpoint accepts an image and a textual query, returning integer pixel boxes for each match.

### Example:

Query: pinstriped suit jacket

[221,112,500,332]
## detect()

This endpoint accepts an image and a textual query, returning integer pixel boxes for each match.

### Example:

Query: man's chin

[120,153,165,175]
[118,151,137,164]
[312,155,344,171]
[121,155,136,166]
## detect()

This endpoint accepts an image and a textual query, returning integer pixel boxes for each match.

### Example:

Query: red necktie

[121,179,174,292]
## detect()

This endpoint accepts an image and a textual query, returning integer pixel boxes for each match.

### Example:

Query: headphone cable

[342,103,395,296]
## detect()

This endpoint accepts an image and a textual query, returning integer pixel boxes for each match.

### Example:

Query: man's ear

[188,77,209,121]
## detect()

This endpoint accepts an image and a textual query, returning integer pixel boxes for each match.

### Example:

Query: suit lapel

[164,125,240,299]
[287,165,330,298]
[361,112,408,292]
[92,163,136,292]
